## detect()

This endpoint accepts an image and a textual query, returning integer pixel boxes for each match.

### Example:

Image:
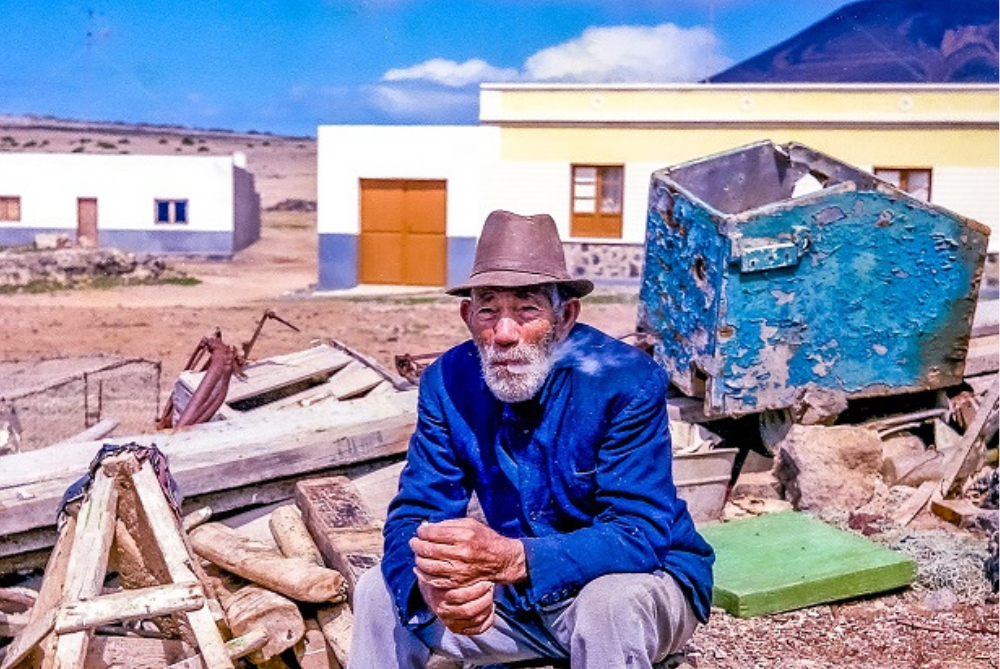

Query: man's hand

[415,573,495,635]
[410,517,527,589]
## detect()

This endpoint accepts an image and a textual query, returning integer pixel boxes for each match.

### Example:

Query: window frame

[570,164,625,239]
[154,199,190,225]
[0,195,22,222]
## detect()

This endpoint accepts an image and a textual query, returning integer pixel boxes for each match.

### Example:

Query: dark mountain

[709,0,998,83]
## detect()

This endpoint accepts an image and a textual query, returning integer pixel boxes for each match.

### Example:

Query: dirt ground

[1,122,997,669]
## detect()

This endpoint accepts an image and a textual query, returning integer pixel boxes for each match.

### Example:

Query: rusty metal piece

[175,336,243,427]
[394,352,442,385]
[242,309,300,361]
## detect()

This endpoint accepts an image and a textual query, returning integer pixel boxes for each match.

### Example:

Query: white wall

[0,153,237,232]
[932,167,999,251]
[317,126,500,238]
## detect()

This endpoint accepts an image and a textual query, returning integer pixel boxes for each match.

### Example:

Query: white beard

[477,335,556,403]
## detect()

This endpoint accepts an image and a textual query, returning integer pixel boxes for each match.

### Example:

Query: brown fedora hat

[447,210,594,298]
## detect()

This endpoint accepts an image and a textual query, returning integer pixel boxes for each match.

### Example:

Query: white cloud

[382,58,519,88]
[372,22,731,121]
[367,84,480,122]
[524,23,731,83]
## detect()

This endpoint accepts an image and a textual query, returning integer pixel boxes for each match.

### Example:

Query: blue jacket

[381,323,714,629]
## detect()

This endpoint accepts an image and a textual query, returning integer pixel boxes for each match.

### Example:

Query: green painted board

[700,512,916,618]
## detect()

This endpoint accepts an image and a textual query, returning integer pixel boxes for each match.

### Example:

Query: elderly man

[349,210,714,669]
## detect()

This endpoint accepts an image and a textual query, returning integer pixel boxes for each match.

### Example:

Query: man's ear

[460,298,474,333]
[556,297,580,340]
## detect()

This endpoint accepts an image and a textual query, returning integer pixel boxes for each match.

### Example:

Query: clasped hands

[409,517,526,636]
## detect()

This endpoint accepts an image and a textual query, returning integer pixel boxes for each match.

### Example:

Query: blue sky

[1,0,850,137]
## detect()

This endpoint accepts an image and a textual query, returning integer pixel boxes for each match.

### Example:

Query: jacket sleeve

[380,361,471,629]
[519,367,684,607]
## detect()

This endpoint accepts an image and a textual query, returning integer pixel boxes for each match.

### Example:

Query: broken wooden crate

[699,511,916,618]
[171,340,410,422]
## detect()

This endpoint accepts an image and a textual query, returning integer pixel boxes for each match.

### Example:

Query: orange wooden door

[359,179,446,286]
[77,198,98,246]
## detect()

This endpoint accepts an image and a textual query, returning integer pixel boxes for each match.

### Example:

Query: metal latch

[732,226,811,274]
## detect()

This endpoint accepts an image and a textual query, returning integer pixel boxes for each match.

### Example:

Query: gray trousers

[348,568,700,669]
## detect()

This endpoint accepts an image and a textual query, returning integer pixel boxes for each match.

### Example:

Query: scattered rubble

[0,247,186,292]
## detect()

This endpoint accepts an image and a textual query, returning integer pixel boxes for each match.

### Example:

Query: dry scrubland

[0,119,997,669]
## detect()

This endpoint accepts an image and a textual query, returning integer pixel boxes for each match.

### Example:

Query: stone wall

[0,246,179,290]
[563,241,645,285]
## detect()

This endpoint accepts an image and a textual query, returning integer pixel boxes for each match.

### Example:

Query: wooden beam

[189,523,346,604]
[55,582,204,635]
[53,469,120,669]
[295,477,383,599]
[130,463,233,669]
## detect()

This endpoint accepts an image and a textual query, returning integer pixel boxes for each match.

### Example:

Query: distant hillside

[710,0,999,83]
[0,114,311,141]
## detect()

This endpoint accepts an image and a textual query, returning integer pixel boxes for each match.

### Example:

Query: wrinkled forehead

[470,285,551,305]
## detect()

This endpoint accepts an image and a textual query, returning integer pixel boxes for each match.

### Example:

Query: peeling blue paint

[639,141,990,418]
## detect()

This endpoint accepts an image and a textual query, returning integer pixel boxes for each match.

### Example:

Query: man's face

[461,286,574,403]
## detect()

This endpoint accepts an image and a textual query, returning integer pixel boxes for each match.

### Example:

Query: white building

[316,83,998,291]
[0,152,260,256]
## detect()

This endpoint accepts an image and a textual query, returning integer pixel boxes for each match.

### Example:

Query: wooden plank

[49,419,120,449]
[130,463,234,669]
[0,398,417,540]
[939,375,1000,497]
[84,637,190,669]
[327,362,384,400]
[179,346,352,406]
[53,469,120,669]
[315,604,351,668]
[55,582,204,634]
[1,515,75,669]
[699,512,915,618]
[890,480,938,526]
[295,477,383,598]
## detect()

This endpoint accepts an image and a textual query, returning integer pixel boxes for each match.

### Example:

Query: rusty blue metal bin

[638,141,991,419]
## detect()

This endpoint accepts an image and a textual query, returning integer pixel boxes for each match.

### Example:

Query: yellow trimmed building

[317,83,998,289]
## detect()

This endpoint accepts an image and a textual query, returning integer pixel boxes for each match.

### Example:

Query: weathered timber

[129,462,234,669]
[183,507,213,532]
[295,477,383,598]
[224,628,269,661]
[49,418,120,449]
[296,618,337,669]
[189,523,347,603]
[939,376,1000,497]
[315,604,352,668]
[0,395,416,565]
[52,468,120,669]
[965,334,999,377]
[326,361,385,400]
[223,585,305,664]
[84,637,191,669]
[269,506,324,567]
[3,515,75,669]
[54,582,204,635]
[177,344,352,414]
